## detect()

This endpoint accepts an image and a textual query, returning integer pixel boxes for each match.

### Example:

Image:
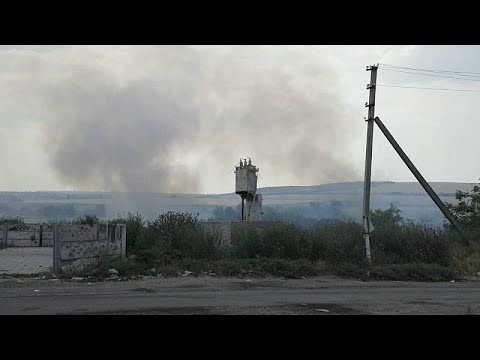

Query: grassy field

[49,210,480,283]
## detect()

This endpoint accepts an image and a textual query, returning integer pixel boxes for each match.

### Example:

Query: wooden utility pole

[362,64,378,263]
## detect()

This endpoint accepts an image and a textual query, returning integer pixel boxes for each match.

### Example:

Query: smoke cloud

[38,46,358,193]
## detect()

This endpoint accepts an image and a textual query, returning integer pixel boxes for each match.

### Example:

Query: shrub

[0,216,24,224]
[309,221,365,265]
[371,222,451,266]
[74,214,102,225]
[231,222,311,260]
[129,212,225,264]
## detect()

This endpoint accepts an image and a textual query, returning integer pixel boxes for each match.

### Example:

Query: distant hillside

[256,181,473,196]
[0,181,475,226]
[257,181,388,195]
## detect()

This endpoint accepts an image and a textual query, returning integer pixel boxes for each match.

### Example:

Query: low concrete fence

[0,223,126,274]
[0,224,54,247]
[53,224,126,273]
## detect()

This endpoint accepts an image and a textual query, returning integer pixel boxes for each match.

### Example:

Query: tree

[445,184,480,229]
[211,206,239,221]
[370,203,403,228]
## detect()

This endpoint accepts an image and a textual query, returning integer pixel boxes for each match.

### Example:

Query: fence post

[39,224,43,247]
[53,225,60,274]
[2,224,7,247]
[120,224,126,257]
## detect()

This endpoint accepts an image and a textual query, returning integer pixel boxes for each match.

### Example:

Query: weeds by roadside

[4,209,480,282]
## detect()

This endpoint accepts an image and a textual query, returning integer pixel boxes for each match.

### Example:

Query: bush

[150,211,198,258]
[128,212,225,265]
[371,222,451,266]
[0,216,24,224]
[231,222,309,259]
[309,221,365,265]
[449,239,480,276]
[74,214,102,225]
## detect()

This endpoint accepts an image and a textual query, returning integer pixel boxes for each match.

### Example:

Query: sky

[0,45,479,194]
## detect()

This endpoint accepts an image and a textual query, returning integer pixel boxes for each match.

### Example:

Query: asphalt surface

[0,276,479,315]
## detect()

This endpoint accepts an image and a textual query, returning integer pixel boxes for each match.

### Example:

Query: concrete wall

[53,224,126,273]
[1,224,54,247]
[0,223,126,274]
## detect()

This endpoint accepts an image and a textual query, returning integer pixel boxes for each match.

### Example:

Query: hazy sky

[0,45,479,193]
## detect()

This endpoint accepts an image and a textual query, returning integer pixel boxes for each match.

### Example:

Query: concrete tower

[235,158,262,221]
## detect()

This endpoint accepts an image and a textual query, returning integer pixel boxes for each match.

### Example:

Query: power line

[377,84,480,92]
[379,67,480,82]
[380,63,480,76]
[379,67,480,80]
[379,63,480,77]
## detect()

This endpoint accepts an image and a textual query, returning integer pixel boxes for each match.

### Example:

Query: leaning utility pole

[362,64,378,263]
[373,116,469,246]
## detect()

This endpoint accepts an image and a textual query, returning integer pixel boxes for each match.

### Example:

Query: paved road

[0,247,52,275]
[1,276,479,314]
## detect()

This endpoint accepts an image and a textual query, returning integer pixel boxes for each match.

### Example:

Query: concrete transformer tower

[235,158,262,221]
